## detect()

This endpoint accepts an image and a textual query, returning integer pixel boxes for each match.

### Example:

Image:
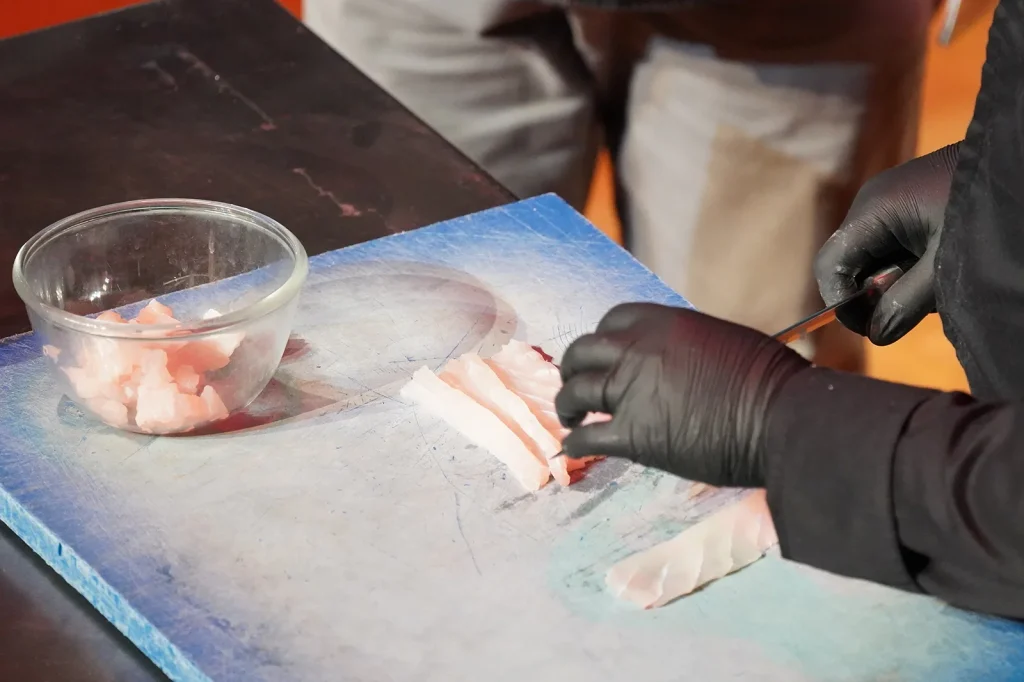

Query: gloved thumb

[867,247,936,345]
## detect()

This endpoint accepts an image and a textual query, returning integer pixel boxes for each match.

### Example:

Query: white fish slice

[485,359,570,484]
[606,489,778,608]
[486,342,560,428]
[485,341,604,483]
[201,308,245,357]
[488,341,561,402]
[400,367,551,491]
[441,355,563,476]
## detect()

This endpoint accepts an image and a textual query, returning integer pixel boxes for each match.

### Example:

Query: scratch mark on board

[292,168,362,217]
[434,323,477,372]
[426,440,459,495]
[176,49,277,131]
[412,411,429,446]
[346,376,403,405]
[176,457,213,479]
[454,492,482,575]
[141,60,178,89]
[120,444,150,464]
[494,492,533,512]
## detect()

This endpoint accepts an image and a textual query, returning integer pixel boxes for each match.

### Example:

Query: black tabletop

[0,1,512,678]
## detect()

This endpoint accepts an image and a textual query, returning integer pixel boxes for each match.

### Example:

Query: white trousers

[306,0,934,366]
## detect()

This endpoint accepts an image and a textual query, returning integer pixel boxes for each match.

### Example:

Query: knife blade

[773,263,909,345]
[938,0,997,46]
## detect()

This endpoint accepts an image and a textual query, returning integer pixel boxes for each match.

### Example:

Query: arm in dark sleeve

[936,0,1024,401]
[765,367,1024,619]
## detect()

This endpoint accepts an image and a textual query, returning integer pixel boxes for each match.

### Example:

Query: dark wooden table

[0,1,512,678]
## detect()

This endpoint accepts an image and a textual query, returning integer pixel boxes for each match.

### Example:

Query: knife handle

[773,260,917,345]
[857,258,916,303]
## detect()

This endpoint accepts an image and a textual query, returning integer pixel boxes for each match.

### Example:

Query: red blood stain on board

[531,345,555,364]
[281,335,311,363]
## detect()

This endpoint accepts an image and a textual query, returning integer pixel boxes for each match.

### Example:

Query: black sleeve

[935,0,1024,401]
[759,0,1024,619]
[765,368,1024,619]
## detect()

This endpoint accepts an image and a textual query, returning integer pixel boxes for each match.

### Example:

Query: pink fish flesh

[46,300,242,433]
[605,489,778,608]
[401,340,607,490]
[400,366,551,491]
[486,340,605,482]
[440,355,560,473]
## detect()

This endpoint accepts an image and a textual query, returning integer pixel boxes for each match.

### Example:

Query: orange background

[0,1,994,392]
[582,7,996,393]
[0,0,302,40]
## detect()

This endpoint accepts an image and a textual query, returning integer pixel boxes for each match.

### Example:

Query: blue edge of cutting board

[2,193,1024,680]
[0,194,688,679]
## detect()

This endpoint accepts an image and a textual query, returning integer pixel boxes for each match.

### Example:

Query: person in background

[554,0,1024,619]
[304,0,938,371]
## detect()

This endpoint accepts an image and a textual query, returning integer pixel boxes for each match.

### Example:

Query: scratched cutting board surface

[0,194,1022,681]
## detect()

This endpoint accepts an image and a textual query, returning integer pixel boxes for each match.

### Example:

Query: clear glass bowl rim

[11,198,309,340]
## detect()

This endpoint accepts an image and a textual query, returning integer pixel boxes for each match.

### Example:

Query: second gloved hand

[815,143,959,345]
[555,303,810,488]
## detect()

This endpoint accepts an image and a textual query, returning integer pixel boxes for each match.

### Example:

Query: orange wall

[0,0,302,41]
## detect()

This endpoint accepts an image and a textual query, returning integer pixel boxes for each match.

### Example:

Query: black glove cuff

[764,367,935,591]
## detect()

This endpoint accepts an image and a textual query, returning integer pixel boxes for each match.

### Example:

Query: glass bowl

[12,199,309,435]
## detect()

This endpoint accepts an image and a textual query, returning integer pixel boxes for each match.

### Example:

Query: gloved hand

[555,303,810,487]
[815,143,959,345]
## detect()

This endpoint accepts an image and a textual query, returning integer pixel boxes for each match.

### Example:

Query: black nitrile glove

[815,143,959,345]
[555,303,810,487]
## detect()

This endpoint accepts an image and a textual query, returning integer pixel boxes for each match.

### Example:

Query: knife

[773,263,910,345]
[552,262,914,459]
[938,0,997,47]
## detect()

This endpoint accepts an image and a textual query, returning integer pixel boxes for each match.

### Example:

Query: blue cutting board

[1,194,1022,681]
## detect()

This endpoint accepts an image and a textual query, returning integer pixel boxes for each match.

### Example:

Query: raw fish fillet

[401,367,551,491]
[605,489,778,608]
[96,310,127,324]
[441,355,563,478]
[76,338,138,386]
[136,348,174,385]
[486,341,604,481]
[87,398,130,428]
[134,382,229,434]
[168,340,232,374]
[200,385,229,421]
[63,366,126,403]
[46,299,240,433]
[134,383,185,434]
[173,365,201,394]
[135,300,177,325]
[486,341,560,428]
[159,310,242,374]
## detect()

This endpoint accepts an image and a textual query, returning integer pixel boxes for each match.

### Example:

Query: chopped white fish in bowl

[42,301,239,434]
[14,199,308,435]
